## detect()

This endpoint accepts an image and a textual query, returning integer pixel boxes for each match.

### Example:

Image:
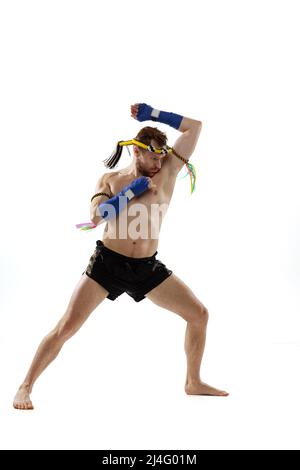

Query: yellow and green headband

[120,139,172,155]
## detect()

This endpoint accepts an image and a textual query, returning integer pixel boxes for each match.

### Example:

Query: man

[13,103,228,410]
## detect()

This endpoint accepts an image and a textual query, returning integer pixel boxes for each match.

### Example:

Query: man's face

[135,139,167,177]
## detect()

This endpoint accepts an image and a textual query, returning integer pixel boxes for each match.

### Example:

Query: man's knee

[192,305,209,325]
[54,313,79,342]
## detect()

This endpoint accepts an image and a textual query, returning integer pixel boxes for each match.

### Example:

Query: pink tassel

[75,222,97,231]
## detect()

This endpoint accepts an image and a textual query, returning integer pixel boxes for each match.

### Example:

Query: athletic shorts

[82,240,173,302]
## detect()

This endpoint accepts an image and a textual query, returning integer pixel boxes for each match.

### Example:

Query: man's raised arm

[130,103,202,173]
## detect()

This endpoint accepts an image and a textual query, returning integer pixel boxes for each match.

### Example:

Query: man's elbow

[189,120,202,135]
[90,215,103,226]
[188,121,202,140]
[196,120,202,131]
[90,204,103,226]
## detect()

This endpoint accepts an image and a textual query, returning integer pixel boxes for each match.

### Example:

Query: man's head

[133,126,168,177]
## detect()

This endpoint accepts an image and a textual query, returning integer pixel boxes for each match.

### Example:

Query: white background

[0,0,299,450]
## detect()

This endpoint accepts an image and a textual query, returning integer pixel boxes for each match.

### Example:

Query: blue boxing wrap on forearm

[98,176,149,221]
[136,103,184,130]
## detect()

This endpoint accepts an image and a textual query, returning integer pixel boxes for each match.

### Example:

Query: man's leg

[145,273,228,396]
[13,274,109,410]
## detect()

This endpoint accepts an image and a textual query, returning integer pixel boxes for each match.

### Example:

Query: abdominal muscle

[102,232,159,258]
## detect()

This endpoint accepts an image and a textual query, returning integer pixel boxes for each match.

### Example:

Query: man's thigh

[145,273,207,322]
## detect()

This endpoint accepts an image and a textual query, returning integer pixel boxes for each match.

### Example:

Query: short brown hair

[134,126,167,149]
[103,126,168,169]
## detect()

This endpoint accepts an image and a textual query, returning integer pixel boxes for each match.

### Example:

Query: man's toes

[14,401,34,410]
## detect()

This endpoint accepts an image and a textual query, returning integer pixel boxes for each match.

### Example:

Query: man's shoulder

[93,171,118,194]
[105,169,133,185]
[101,170,119,182]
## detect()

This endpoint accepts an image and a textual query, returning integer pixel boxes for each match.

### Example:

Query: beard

[136,161,152,177]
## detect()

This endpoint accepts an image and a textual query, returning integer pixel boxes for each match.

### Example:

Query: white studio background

[0,0,299,450]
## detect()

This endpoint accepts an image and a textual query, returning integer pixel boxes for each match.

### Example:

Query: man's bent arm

[90,173,112,226]
[169,117,202,172]
[131,103,202,173]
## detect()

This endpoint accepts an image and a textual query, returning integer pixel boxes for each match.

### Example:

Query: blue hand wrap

[98,176,149,221]
[136,103,183,130]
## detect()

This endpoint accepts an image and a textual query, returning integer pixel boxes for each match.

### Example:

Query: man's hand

[146,177,157,191]
[130,103,139,119]
[130,103,154,122]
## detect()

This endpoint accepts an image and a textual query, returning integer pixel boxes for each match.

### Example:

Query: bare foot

[185,381,229,397]
[13,385,34,410]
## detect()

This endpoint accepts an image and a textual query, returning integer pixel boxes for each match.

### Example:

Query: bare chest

[109,173,169,207]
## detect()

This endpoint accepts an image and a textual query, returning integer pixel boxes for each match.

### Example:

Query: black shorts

[82,240,173,302]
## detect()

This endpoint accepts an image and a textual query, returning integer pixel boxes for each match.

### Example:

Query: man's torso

[102,162,177,257]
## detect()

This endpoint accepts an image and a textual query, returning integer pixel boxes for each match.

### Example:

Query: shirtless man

[13,103,228,410]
